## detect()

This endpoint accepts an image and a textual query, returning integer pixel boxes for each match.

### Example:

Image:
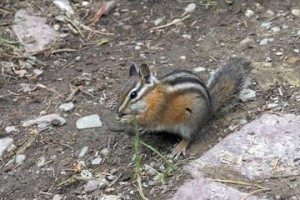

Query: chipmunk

[117,57,251,158]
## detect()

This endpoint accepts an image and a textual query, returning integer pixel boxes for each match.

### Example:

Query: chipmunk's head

[117,62,156,117]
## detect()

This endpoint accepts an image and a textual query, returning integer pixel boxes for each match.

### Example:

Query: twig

[50,48,77,55]
[35,83,64,98]
[108,172,123,187]
[241,188,270,200]
[149,15,190,31]
[211,179,265,189]
[89,0,107,25]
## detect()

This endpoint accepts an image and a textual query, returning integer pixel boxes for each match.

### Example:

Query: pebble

[5,126,18,134]
[91,157,102,165]
[52,194,64,200]
[134,46,141,50]
[239,37,255,49]
[76,114,102,129]
[33,69,43,76]
[267,103,279,109]
[275,52,283,56]
[0,138,14,157]
[259,38,269,45]
[15,154,26,164]
[294,49,300,53]
[193,67,206,72]
[265,10,275,18]
[182,34,191,39]
[180,56,186,60]
[20,83,33,93]
[282,24,289,29]
[84,180,99,193]
[153,17,164,26]
[107,175,116,181]
[59,102,75,112]
[81,1,89,6]
[297,30,300,36]
[99,195,121,200]
[184,3,196,13]
[239,119,248,125]
[99,178,109,189]
[292,9,300,17]
[37,156,46,167]
[100,148,110,156]
[271,27,280,33]
[79,146,89,158]
[110,168,117,174]
[239,89,256,102]
[260,22,272,29]
[245,9,254,18]
[7,144,16,152]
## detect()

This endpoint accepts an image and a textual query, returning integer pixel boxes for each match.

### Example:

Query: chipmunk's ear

[139,63,153,84]
[129,63,138,77]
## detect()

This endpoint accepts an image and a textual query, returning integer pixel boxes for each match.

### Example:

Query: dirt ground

[1,0,300,199]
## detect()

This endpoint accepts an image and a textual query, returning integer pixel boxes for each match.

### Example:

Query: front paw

[119,115,135,124]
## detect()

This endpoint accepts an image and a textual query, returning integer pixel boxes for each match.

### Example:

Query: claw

[168,139,188,159]
[119,114,134,124]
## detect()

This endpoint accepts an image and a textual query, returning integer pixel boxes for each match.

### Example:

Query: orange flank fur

[136,85,197,127]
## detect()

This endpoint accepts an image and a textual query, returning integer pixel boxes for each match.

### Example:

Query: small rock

[267,103,279,109]
[84,180,99,193]
[7,144,16,152]
[239,89,256,102]
[107,175,116,181]
[266,56,272,62]
[152,175,160,181]
[5,126,18,134]
[180,56,186,60]
[193,67,206,72]
[20,83,34,93]
[100,148,110,156]
[82,1,89,6]
[282,24,289,29]
[99,178,109,189]
[103,0,117,15]
[259,38,269,45]
[260,21,272,29]
[182,34,191,39]
[76,114,102,129]
[91,157,102,165]
[271,27,280,33]
[0,138,14,158]
[53,24,60,31]
[134,46,141,50]
[79,146,89,158]
[239,37,255,49]
[265,10,275,18]
[148,180,159,186]
[37,156,46,167]
[245,9,254,18]
[225,0,234,5]
[22,114,66,127]
[275,52,283,56]
[292,9,300,17]
[297,30,300,36]
[53,0,75,16]
[59,102,75,112]
[153,17,164,26]
[294,49,300,53]
[52,194,64,200]
[15,154,26,164]
[99,195,121,200]
[239,119,248,125]
[110,168,117,174]
[33,69,43,76]
[184,3,196,13]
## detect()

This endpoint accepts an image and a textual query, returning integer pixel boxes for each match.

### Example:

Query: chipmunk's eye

[130,91,137,99]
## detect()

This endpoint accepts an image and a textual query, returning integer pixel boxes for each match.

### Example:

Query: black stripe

[160,69,199,79]
[167,76,206,89]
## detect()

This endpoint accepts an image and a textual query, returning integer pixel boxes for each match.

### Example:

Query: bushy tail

[207,57,252,113]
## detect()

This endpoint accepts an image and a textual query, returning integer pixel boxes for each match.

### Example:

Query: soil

[1,0,300,200]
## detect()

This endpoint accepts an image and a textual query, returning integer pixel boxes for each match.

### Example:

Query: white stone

[84,180,99,192]
[245,9,254,18]
[238,89,256,102]
[182,34,191,39]
[7,144,16,152]
[53,194,64,200]
[180,56,186,60]
[33,69,43,76]
[53,24,60,31]
[79,146,89,158]
[91,157,102,165]
[271,27,280,32]
[193,67,206,72]
[259,38,269,45]
[5,126,18,133]
[292,9,300,17]
[37,156,46,167]
[184,3,196,13]
[15,154,26,164]
[100,148,110,156]
[153,17,164,26]
[76,114,102,129]
[134,46,141,50]
[267,103,279,109]
[99,195,120,200]
[22,114,66,127]
[82,1,89,6]
[59,102,75,112]
[0,138,14,157]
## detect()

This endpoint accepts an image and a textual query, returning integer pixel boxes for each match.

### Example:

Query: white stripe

[165,82,209,100]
